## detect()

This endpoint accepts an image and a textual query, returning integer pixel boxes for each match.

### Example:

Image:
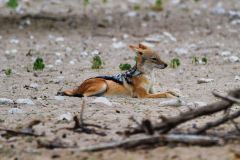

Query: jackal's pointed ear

[129,44,144,54]
[138,43,148,50]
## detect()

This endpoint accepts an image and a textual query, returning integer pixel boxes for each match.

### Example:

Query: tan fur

[62,43,177,98]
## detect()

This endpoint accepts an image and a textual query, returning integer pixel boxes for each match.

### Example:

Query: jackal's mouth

[156,64,168,69]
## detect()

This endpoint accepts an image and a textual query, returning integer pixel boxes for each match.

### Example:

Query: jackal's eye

[151,57,158,61]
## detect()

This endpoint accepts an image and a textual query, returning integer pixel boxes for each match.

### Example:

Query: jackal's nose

[164,64,168,68]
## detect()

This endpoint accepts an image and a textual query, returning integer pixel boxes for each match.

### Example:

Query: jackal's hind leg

[59,78,108,97]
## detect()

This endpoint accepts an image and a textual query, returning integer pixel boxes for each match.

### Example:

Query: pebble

[8,108,23,114]
[170,0,180,5]
[92,97,112,106]
[211,2,225,15]
[16,98,34,105]
[123,34,129,39]
[127,11,138,17]
[65,47,72,53]
[80,51,88,57]
[55,52,62,56]
[197,78,214,84]
[163,32,177,42]
[47,64,54,68]
[159,99,186,107]
[52,76,64,84]
[112,41,126,49]
[9,39,19,44]
[229,10,240,20]
[228,55,239,63]
[55,59,62,65]
[174,48,188,56]
[69,60,76,65]
[91,50,100,55]
[29,83,39,89]
[145,35,163,43]
[231,20,240,25]
[235,76,240,81]
[55,37,65,42]
[0,98,14,105]
[58,112,72,121]
[54,96,65,101]
[219,51,231,57]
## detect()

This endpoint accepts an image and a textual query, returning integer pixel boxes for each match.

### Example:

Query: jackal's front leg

[135,88,177,98]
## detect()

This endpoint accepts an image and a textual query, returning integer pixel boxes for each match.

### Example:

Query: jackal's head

[129,43,168,72]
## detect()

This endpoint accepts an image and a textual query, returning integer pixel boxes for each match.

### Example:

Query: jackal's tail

[57,89,83,97]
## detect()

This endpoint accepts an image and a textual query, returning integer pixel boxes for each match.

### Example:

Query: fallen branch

[213,91,240,105]
[125,89,240,135]
[192,109,240,134]
[80,134,222,152]
[0,120,43,138]
[37,138,76,149]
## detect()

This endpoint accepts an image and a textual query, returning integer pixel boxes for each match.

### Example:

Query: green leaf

[5,68,12,76]
[151,0,163,11]
[202,57,208,64]
[83,0,89,7]
[119,63,131,71]
[91,55,103,69]
[192,56,199,64]
[170,58,180,69]
[133,4,141,11]
[7,0,18,9]
[33,57,45,71]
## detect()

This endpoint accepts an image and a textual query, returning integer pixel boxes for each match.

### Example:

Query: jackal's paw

[166,91,180,98]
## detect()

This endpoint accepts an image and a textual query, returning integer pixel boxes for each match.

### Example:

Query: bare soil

[0,0,240,160]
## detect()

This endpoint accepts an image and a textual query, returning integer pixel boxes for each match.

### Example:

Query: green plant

[202,56,208,64]
[119,63,132,71]
[4,68,12,76]
[170,58,180,68]
[83,0,89,6]
[192,56,208,65]
[192,56,199,64]
[7,0,18,9]
[151,0,163,11]
[133,4,141,11]
[91,55,103,69]
[83,0,107,7]
[33,57,45,71]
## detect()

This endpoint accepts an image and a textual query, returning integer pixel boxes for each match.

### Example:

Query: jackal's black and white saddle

[96,65,142,85]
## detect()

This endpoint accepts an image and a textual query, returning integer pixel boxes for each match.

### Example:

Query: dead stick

[80,134,221,152]
[0,128,42,137]
[80,99,85,126]
[125,89,240,135]
[213,92,240,105]
[192,109,240,134]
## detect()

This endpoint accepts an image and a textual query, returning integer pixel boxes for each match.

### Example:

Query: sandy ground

[0,0,240,159]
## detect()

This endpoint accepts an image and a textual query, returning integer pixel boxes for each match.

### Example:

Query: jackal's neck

[135,61,154,75]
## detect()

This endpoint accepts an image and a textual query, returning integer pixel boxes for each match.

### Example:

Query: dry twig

[125,89,240,135]
[80,134,221,152]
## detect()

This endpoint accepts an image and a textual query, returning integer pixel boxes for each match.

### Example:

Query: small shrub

[7,0,18,9]
[202,56,208,64]
[133,4,141,11]
[33,57,45,71]
[119,63,131,71]
[91,55,103,69]
[192,56,208,65]
[151,0,163,11]
[170,58,180,68]
[4,69,12,76]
